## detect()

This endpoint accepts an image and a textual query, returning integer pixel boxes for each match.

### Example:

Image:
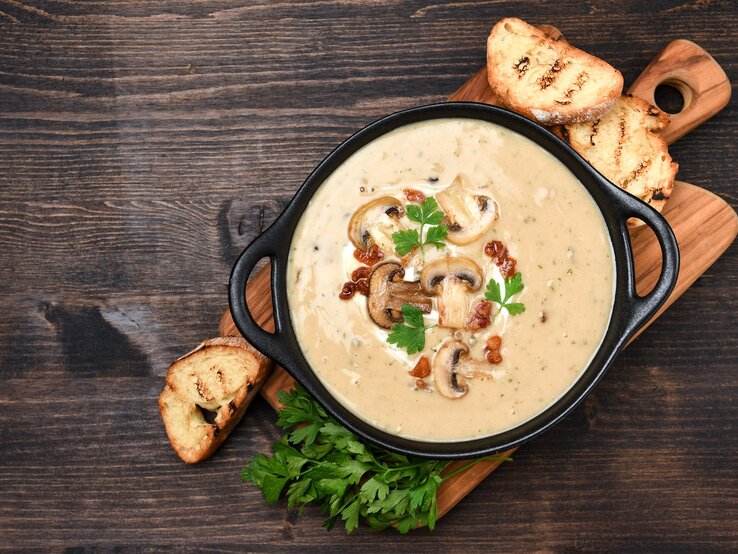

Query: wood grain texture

[1,1,737,550]
[628,39,732,144]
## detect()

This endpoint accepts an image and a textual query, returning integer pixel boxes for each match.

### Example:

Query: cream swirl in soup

[287,118,614,442]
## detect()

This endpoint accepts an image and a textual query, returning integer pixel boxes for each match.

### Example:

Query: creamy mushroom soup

[287,118,614,442]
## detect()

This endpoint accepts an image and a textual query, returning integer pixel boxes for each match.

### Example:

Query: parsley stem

[440,455,513,481]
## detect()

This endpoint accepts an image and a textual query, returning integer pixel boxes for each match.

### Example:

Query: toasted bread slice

[487,18,623,125]
[159,337,271,463]
[555,94,678,218]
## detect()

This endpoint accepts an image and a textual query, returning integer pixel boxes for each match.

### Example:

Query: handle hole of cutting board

[654,82,687,115]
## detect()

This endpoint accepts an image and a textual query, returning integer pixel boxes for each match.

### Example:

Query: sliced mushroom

[433,340,471,399]
[421,257,483,328]
[436,174,498,245]
[367,261,432,328]
[348,196,405,253]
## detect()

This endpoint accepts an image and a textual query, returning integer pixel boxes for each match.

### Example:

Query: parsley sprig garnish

[484,272,526,316]
[243,386,511,533]
[392,196,448,255]
[386,304,435,355]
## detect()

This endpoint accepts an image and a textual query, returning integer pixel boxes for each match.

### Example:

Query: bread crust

[486,18,623,125]
[159,337,271,463]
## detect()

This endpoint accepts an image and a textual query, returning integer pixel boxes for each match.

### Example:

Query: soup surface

[287,118,614,441]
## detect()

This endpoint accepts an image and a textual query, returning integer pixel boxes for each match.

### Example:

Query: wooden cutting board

[219,37,735,523]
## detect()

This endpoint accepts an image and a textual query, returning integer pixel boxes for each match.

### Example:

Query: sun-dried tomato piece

[485,240,517,278]
[484,240,508,263]
[499,256,517,279]
[403,188,426,203]
[466,299,492,330]
[353,244,385,266]
[339,281,356,300]
[484,335,503,364]
[351,266,372,282]
[409,356,431,378]
[355,278,370,296]
[486,335,502,350]
[415,378,428,390]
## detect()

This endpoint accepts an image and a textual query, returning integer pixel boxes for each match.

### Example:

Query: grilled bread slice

[487,18,623,125]
[159,337,271,463]
[555,94,678,217]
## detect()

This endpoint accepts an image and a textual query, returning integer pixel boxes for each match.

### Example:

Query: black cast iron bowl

[228,102,679,459]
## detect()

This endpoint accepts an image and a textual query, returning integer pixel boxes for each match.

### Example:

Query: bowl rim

[228,101,679,459]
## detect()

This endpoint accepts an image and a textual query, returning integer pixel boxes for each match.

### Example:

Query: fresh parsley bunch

[243,387,510,533]
[392,196,448,255]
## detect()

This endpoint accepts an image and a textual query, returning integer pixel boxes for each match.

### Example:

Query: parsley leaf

[505,271,525,296]
[484,271,526,316]
[424,224,448,248]
[242,386,511,534]
[392,229,420,256]
[360,476,390,504]
[405,203,424,223]
[242,452,291,502]
[400,302,424,328]
[505,302,526,315]
[392,196,448,255]
[341,499,361,533]
[485,278,502,304]
[386,304,434,355]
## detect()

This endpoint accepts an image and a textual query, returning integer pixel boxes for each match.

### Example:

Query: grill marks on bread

[514,56,530,77]
[159,337,271,463]
[615,115,626,166]
[556,71,590,105]
[538,58,569,90]
[588,118,600,146]
[487,18,674,220]
[555,95,677,221]
[487,18,623,125]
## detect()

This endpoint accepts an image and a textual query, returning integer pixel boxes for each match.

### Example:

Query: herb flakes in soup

[287,118,614,442]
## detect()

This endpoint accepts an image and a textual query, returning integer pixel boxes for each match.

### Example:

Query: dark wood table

[1,1,736,551]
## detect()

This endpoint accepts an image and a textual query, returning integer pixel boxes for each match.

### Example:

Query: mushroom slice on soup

[367,261,432,329]
[433,340,472,399]
[421,257,483,329]
[348,196,406,254]
[436,174,498,245]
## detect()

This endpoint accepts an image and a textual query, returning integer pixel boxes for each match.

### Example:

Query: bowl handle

[614,191,680,340]
[228,226,287,361]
